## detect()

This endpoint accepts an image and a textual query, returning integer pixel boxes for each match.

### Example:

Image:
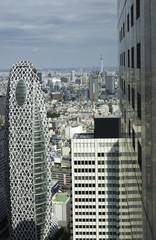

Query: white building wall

[71,137,119,240]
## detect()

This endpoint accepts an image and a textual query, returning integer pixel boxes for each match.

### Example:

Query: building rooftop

[53,194,69,203]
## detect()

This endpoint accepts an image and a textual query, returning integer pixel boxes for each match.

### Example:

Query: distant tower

[100,53,104,74]
[5,61,57,240]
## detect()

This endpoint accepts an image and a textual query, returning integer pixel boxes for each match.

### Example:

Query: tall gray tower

[5,61,57,240]
[100,53,104,74]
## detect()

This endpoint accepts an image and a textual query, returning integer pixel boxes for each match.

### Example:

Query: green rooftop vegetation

[53,194,69,203]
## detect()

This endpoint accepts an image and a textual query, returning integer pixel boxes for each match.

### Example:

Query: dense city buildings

[4,61,57,240]
[70,118,120,240]
[118,0,156,239]
[0,58,119,240]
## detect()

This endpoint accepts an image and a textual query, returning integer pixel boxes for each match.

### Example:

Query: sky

[0,0,117,69]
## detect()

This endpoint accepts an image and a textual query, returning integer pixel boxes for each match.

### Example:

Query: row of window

[74,143,119,148]
[74,176,95,180]
[74,168,95,173]
[119,0,140,42]
[74,168,119,173]
[75,183,96,187]
[98,160,119,165]
[74,143,95,147]
[98,168,118,173]
[74,153,95,157]
[75,218,118,223]
[75,212,96,215]
[75,205,116,209]
[74,175,119,180]
[74,160,119,165]
[98,152,120,157]
[75,198,119,203]
[74,190,118,195]
[98,143,119,147]
[120,43,141,68]
[75,218,96,222]
[75,205,96,209]
[74,160,95,165]
[98,183,119,187]
[75,191,96,195]
[75,231,117,235]
[75,225,96,228]
[75,198,96,202]
[74,152,119,157]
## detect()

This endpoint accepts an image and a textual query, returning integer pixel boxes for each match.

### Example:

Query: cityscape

[0,0,156,240]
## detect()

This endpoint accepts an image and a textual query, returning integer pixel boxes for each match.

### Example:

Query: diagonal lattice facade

[5,61,58,240]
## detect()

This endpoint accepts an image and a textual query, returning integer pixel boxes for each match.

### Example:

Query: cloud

[0,0,117,68]
[32,48,39,52]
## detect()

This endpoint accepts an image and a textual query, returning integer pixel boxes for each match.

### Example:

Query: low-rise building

[52,193,70,228]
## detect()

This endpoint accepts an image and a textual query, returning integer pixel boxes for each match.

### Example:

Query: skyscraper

[89,75,99,101]
[118,0,156,239]
[5,61,57,240]
[105,76,115,94]
[70,118,120,240]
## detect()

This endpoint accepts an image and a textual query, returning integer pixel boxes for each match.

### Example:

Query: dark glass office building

[118,0,156,239]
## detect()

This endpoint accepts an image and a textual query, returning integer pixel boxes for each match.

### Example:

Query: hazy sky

[0,0,117,69]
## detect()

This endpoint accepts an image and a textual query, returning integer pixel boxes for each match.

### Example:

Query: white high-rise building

[70,118,120,240]
[5,61,57,240]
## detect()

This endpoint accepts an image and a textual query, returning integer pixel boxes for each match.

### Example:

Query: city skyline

[0,0,117,69]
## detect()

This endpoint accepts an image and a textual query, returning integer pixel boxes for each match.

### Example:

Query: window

[122,78,124,92]
[127,14,129,32]
[131,47,134,68]
[138,141,142,170]
[128,84,130,102]
[123,23,125,38]
[137,43,141,68]
[128,49,130,67]
[132,128,135,151]
[124,109,126,123]
[131,5,134,27]
[132,88,135,109]
[136,0,140,19]
[128,120,131,137]
[137,93,141,119]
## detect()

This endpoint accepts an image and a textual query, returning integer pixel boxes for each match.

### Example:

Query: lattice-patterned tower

[5,61,58,240]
